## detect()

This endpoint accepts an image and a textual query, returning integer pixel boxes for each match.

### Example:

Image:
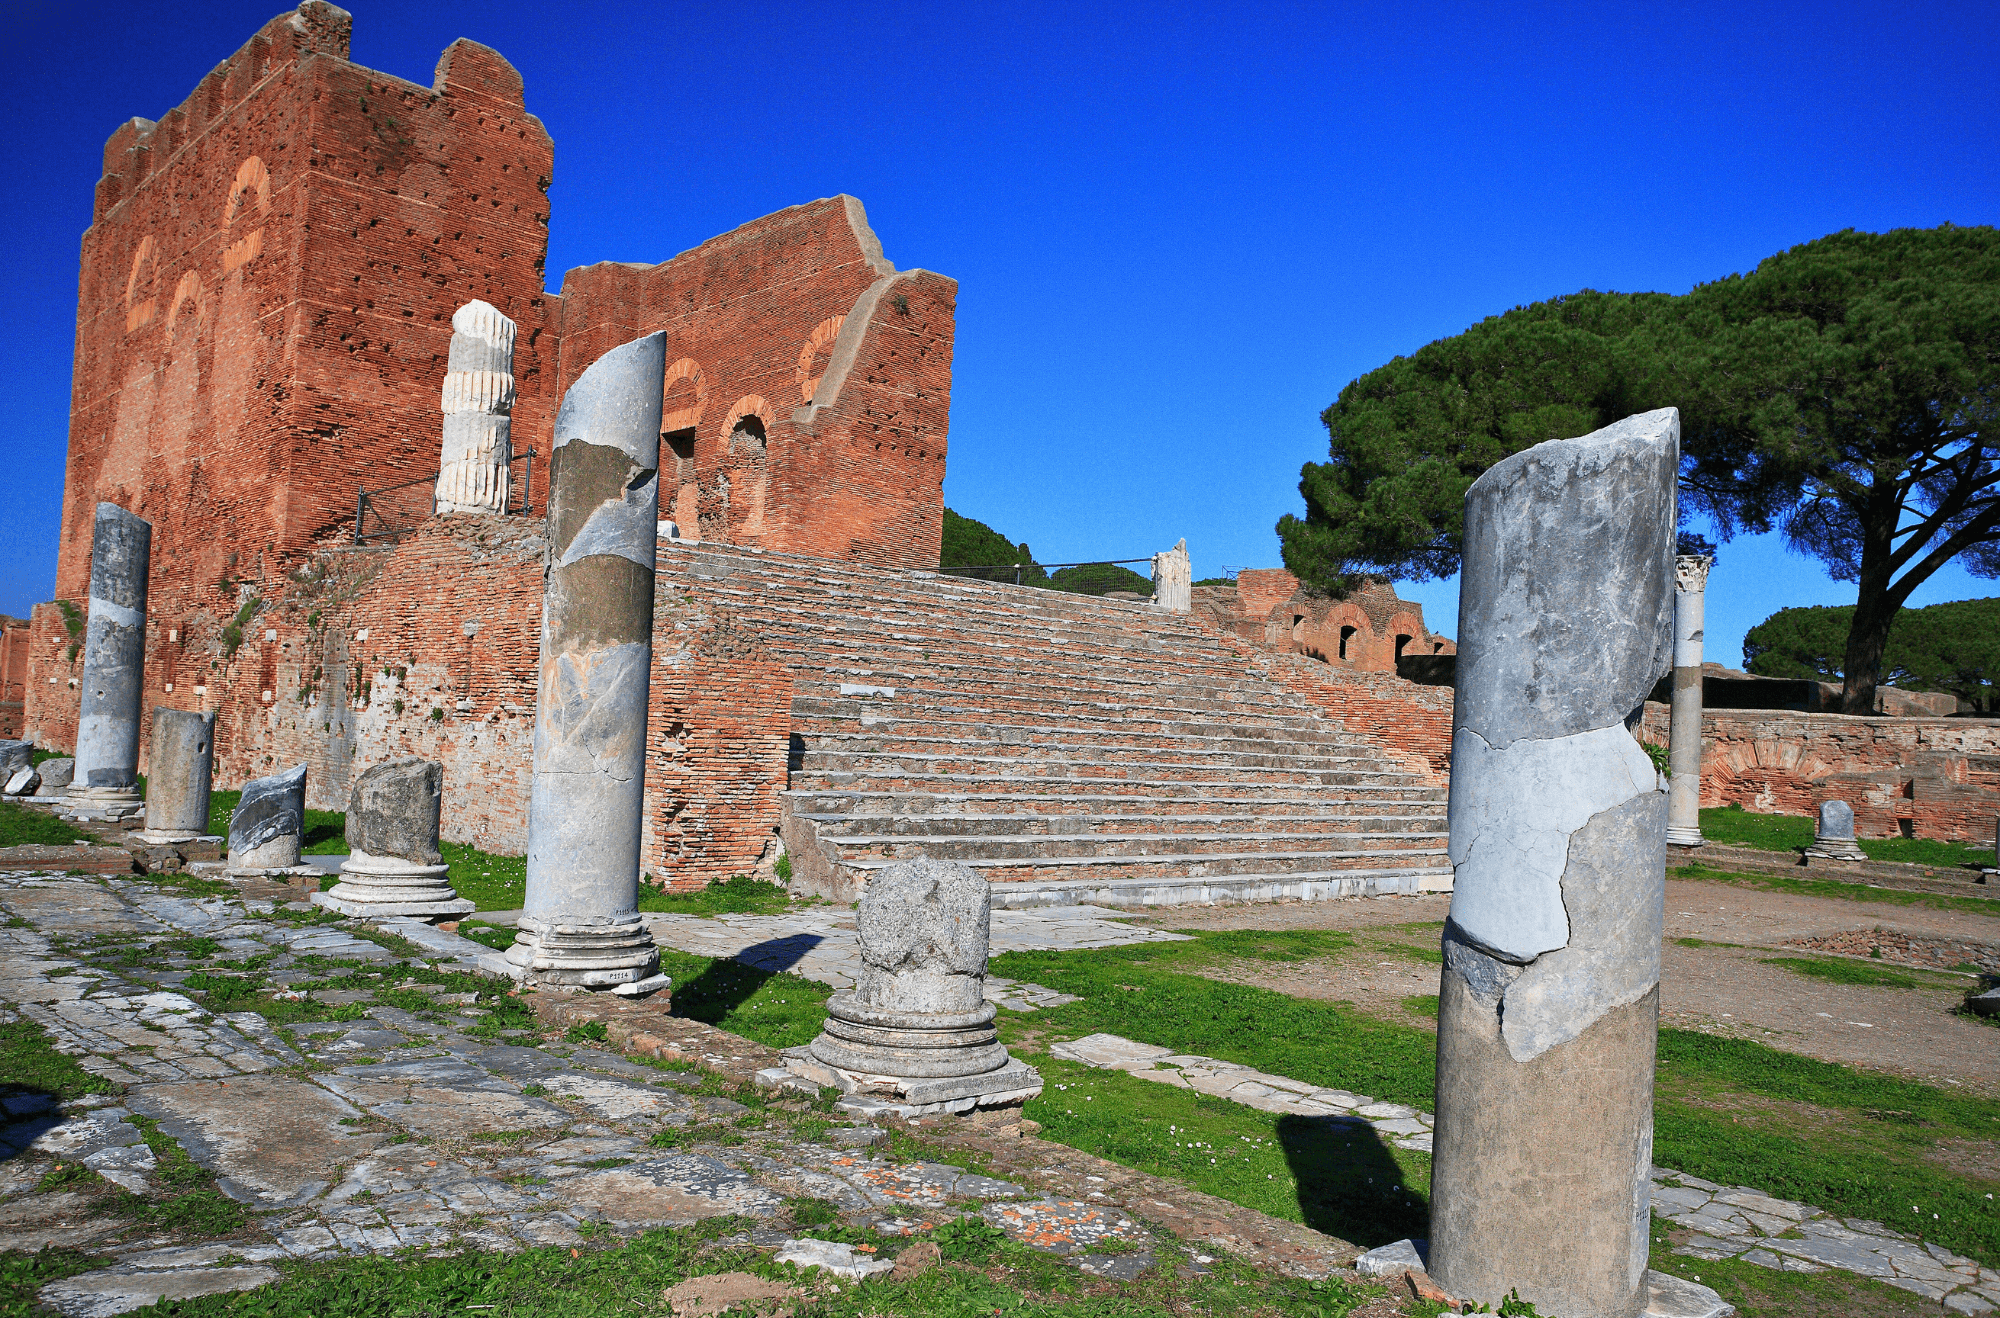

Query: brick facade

[0,617,28,740]
[29,3,956,851]
[1638,703,2000,843]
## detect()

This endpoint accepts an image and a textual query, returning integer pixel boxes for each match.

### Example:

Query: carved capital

[1674,554,1714,594]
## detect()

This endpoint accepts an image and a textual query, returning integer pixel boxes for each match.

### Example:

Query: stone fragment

[793,857,1041,1114]
[137,708,215,843]
[1355,1238,1428,1276]
[227,763,308,875]
[774,1237,896,1280]
[507,332,669,993]
[68,504,152,820]
[315,759,473,919]
[1666,555,1712,847]
[1151,539,1191,612]
[34,758,75,796]
[1643,1271,1736,1318]
[39,1266,279,1317]
[1805,800,1866,860]
[435,300,518,515]
[4,767,38,796]
[0,740,30,781]
[1430,408,1677,1318]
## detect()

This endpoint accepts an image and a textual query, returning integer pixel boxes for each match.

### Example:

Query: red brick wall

[1638,703,2000,844]
[1195,573,1454,673]
[555,196,953,568]
[0,618,28,740]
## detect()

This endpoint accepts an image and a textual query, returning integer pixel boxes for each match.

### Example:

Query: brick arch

[224,155,271,225]
[168,270,206,331]
[124,235,157,333]
[722,395,774,445]
[795,315,845,403]
[662,357,707,433]
[1386,610,1428,661]
[1317,600,1372,664]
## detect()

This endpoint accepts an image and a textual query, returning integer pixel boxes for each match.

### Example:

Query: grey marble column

[136,709,215,843]
[1429,409,1678,1318]
[226,763,309,876]
[69,504,152,820]
[506,332,669,994]
[1665,555,1713,847]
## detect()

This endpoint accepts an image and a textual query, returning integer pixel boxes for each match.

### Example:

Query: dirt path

[1128,880,2000,1095]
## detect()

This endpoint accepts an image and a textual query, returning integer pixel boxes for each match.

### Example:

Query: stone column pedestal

[1151,539,1191,612]
[783,856,1042,1118]
[1803,799,1866,861]
[504,332,669,996]
[316,758,473,919]
[1428,409,1679,1318]
[135,708,217,845]
[226,763,316,879]
[67,504,152,823]
[1665,556,1712,848]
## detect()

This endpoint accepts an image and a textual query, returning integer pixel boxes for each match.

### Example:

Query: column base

[1664,828,1706,848]
[1803,841,1867,861]
[63,786,144,823]
[503,912,660,989]
[314,856,475,919]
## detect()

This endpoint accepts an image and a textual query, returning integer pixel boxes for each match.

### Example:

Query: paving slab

[556,1153,785,1228]
[125,1075,384,1209]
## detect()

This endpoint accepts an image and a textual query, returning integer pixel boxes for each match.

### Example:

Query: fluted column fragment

[435,300,517,515]
[1666,554,1713,847]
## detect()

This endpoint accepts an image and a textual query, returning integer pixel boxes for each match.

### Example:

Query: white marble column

[1666,555,1713,847]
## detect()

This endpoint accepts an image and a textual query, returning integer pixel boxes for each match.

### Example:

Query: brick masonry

[0,617,28,740]
[1195,570,1455,672]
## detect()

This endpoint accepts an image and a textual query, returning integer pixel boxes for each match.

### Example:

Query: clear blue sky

[5,0,1995,665]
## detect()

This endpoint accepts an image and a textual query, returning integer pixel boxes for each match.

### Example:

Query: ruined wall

[0,618,28,740]
[555,197,953,568]
[1194,570,1454,672]
[1638,703,2000,843]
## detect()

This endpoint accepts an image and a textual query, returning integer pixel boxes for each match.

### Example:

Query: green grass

[1647,1217,1945,1318]
[655,948,833,1049]
[1757,954,1966,990]
[1021,1054,1431,1248]
[1674,862,2000,915]
[0,798,86,847]
[0,1248,101,1318]
[121,1217,1382,1318]
[439,842,527,910]
[0,1017,121,1101]
[991,931,2000,1268]
[1698,807,1991,868]
[636,873,802,915]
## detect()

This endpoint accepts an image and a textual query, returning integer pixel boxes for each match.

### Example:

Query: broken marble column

[434,300,516,515]
[135,709,215,843]
[1665,554,1713,847]
[1804,799,1866,860]
[1151,538,1191,611]
[505,332,669,994]
[785,856,1042,1117]
[226,763,310,877]
[315,758,472,918]
[0,741,32,795]
[69,503,152,821]
[1429,409,1679,1318]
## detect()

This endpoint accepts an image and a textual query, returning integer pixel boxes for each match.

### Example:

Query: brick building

[27,3,955,842]
[1194,568,1455,671]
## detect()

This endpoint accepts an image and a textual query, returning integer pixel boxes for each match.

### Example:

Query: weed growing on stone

[0,1018,121,1101]
[0,799,87,847]
[0,1247,100,1317]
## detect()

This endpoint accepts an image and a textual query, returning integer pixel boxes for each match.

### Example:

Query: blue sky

[5,0,1995,665]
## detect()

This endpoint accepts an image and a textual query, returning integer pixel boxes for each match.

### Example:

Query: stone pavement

[0,874,1156,1316]
[635,903,1185,1010]
[1053,1032,2000,1312]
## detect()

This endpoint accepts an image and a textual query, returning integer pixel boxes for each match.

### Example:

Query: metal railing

[354,450,537,545]
[937,557,1157,597]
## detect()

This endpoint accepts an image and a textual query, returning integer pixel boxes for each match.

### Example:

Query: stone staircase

[662,542,1452,908]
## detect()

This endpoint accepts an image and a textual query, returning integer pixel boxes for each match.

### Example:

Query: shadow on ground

[1278,1112,1429,1246]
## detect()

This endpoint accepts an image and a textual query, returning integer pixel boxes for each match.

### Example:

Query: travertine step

[658,542,1455,904]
